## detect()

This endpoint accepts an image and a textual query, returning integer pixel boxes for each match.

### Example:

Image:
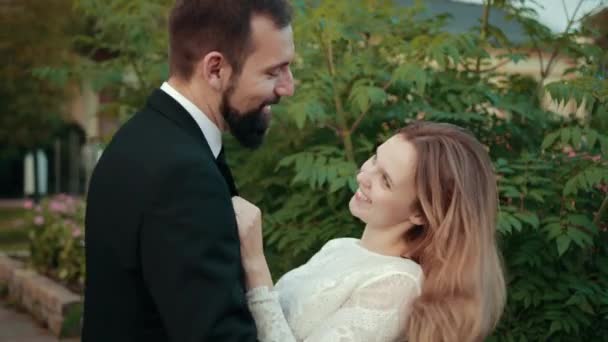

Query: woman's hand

[232,196,264,260]
[232,196,273,290]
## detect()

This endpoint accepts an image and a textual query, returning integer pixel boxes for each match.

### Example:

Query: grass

[0,208,29,252]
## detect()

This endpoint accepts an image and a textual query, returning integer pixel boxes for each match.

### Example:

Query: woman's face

[349,135,423,229]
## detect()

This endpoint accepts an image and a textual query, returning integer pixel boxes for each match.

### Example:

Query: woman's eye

[383,176,391,188]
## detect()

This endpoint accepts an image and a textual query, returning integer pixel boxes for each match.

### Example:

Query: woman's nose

[357,169,371,189]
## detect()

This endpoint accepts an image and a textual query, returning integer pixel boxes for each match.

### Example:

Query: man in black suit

[82,1,295,341]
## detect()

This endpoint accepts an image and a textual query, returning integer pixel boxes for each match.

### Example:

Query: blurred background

[0,0,607,340]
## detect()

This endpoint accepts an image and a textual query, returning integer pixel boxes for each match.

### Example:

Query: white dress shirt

[160,82,222,158]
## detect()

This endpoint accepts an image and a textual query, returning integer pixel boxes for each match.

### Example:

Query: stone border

[0,253,82,337]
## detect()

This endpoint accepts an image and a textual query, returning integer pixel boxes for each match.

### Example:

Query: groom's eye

[266,69,280,77]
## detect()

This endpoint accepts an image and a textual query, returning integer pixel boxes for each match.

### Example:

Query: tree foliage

[235,1,608,340]
[0,0,79,148]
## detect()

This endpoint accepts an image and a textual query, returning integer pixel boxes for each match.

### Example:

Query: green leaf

[565,295,579,306]
[586,129,598,149]
[366,86,388,105]
[601,136,608,156]
[293,109,307,129]
[515,212,540,229]
[500,185,521,198]
[544,222,563,240]
[560,128,571,145]
[541,131,560,150]
[507,215,523,232]
[578,297,595,315]
[528,189,546,203]
[549,321,562,336]
[571,127,582,148]
[328,178,347,193]
[556,235,572,256]
[586,168,603,188]
[497,211,512,234]
[567,214,594,229]
[59,268,68,280]
[348,80,387,113]
[568,229,592,248]
[392,63,428,94]
[563,177,579,196]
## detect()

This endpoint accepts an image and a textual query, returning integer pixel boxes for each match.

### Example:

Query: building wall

[486,47,587,118]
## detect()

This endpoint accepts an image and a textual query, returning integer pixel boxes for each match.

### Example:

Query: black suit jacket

[82,89,257,342]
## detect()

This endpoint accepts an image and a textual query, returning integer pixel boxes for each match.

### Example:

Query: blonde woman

[233,121,506,341]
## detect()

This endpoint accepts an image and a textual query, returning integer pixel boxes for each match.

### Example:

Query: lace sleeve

[246,286,296,342]
[246,272,421,342]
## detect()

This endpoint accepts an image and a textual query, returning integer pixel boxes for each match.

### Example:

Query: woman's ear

[196,51,232,92]
[408,212,426,226]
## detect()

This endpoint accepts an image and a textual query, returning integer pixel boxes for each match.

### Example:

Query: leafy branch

[320,29,355,163]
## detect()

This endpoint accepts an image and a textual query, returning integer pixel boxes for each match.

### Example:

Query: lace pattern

[246,238,423,342]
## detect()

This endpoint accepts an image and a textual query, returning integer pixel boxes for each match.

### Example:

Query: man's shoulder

[107,108,212,160]
[112,107,180,144]
[93,118,217,197]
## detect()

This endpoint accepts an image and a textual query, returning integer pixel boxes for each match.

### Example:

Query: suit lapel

[216,149,238,196]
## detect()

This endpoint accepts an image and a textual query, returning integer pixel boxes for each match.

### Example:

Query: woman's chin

[349,197,366,223]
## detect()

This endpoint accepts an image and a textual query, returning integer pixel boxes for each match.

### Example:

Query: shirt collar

[160,82,222,158]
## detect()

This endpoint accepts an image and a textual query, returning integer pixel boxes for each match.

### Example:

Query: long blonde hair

[400,121,506,341]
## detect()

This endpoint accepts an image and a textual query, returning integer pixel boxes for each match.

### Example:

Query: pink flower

[49,201,67,213]
[23,200,34,210]
[65,196,75,206]
[34,205,42,212]
[34,216,45,226]
[72,228,82,238]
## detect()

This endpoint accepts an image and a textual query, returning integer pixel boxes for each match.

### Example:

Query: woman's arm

[232,196,297,341]
[232,197,421,342]
[232,196,274,289]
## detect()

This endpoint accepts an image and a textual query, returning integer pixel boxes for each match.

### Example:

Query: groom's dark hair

[168,0,293,80]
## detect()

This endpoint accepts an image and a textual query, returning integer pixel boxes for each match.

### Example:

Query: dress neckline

[348,238,413,262]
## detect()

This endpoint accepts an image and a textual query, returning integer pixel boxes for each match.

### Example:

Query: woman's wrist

[242,254,266,270]
[242,255,273,290]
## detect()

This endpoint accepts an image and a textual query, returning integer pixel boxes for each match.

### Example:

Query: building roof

[396,0,529,44]
[584,7,608,48]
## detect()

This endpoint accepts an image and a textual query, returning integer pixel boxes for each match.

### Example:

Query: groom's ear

[197,52,232,92]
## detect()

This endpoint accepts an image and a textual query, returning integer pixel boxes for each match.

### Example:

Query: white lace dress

[246,238,424,342]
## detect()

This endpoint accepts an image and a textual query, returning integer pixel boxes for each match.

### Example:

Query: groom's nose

[275,67,294,97]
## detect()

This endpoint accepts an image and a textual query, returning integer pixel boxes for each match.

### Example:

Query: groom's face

[221,15,295,149]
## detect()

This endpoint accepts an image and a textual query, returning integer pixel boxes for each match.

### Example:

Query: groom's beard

[221,87,278,149]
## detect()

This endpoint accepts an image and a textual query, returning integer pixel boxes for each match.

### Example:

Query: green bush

[228,1,608,340]
[24,195,86,292]
[0,208,29,251]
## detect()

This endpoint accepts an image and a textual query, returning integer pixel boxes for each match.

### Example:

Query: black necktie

[216,148,238,196]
